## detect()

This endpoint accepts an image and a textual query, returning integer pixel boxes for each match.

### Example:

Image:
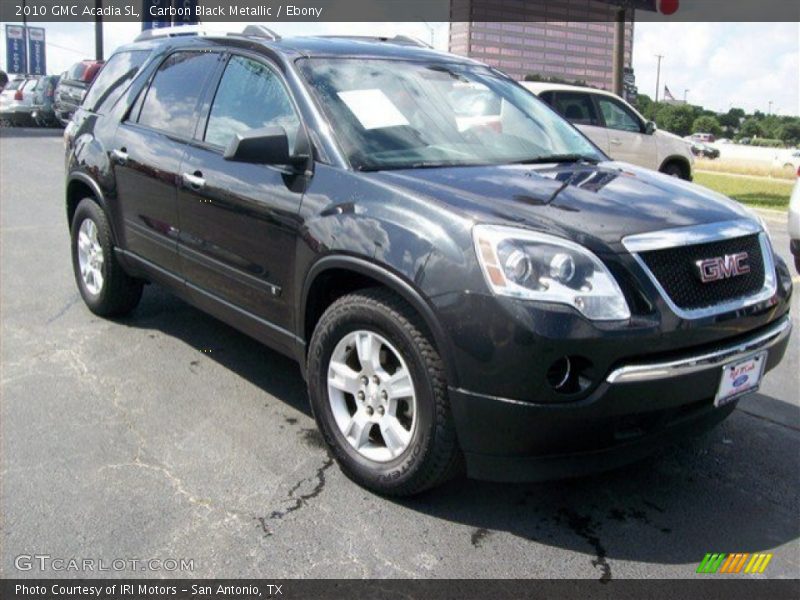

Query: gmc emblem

[695,252,750,283]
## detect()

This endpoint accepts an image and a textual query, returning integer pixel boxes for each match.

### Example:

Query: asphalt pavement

[1,128,798,580]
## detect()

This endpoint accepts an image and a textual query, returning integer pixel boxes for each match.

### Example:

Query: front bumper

[448,315,791,482]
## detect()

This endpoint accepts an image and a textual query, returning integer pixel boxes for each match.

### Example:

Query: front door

[176,53,306,333]
[592,93,658,169]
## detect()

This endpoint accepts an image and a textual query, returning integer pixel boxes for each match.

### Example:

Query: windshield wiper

[512,154,600,165]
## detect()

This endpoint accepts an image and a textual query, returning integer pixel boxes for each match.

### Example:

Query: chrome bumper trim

[606,317,792,384]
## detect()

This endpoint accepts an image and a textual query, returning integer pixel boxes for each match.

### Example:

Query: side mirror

[224,126,309,167]
[645,121,656,135]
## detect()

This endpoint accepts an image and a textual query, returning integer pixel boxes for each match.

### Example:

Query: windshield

[298,58,604,171]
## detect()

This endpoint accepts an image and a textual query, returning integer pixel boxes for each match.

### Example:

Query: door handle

[111,148,128,164]
[182,171,205,190]
[610,138,622,145]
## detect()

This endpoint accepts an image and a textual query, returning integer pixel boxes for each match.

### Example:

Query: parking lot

[1,127,798,579]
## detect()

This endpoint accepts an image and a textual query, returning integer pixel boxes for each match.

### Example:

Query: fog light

[546,355,594,395]
[546,356,572,390]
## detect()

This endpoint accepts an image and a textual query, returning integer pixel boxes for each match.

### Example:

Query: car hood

[365,161,754,253]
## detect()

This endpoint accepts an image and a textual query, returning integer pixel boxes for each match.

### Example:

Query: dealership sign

[27,26,46,75]
[141,0,172,30]
[5,24,27,74]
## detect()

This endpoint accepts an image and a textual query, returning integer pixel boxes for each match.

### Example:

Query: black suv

[65,27,792,495]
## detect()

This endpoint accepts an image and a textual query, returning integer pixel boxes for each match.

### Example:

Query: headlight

[473,224,631,321]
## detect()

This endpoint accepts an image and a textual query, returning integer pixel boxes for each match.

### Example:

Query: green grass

[693,172,793,210]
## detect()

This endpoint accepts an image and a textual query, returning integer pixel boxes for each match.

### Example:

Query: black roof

[118,33,483,66]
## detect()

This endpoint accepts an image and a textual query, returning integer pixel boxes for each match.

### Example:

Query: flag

[664,86,676,101]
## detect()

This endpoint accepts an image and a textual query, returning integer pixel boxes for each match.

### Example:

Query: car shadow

[120,286,799,571]
[121,285,311,419]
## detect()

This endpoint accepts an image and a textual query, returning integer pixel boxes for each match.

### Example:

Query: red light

[14,89,23,101]
[658,0,680,14]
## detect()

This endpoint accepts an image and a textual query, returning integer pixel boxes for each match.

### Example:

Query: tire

[307,288,461,496]
[70,198,143,317]
[661,161,688,179]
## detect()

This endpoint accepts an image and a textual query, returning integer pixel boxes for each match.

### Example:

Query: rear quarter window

[83,50,150,114]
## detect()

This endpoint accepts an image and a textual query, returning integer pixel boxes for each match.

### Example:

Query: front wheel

[307,289,461,496]
[661,161,689,179]
[71,198,143,317]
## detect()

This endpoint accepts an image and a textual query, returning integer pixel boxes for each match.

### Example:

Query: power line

[44,41,87,56]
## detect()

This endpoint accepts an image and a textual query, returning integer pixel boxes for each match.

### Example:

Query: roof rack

[390,35,432,48]
[134,24,216,42]
[239,25,281,41]
[134,24,281,44]
[318,35,432,48]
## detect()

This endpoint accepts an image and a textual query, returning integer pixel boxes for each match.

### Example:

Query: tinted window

[595,96,641,132]
[83,50,150,114]
[138,51,218,138]
[552,92,599,126]
[204,56,300,149]
[538,91,554,105]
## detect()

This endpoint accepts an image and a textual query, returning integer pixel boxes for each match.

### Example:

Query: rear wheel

[307,288,461,496]
[71,198,143,317]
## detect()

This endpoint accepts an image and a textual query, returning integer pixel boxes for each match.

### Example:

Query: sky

[1,20,798,116]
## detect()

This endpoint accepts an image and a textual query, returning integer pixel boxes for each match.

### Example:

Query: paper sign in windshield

[337,89,410,130]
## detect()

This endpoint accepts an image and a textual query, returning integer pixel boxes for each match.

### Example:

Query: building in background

[449,0,634,92]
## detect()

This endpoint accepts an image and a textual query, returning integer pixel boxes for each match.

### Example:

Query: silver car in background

[0,76,41,126]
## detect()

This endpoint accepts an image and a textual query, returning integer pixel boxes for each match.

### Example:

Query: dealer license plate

[714,352,766,407]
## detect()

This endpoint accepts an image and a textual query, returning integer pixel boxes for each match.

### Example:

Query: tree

[778,121,800,146]
[692,115,722,137]
[523,73,591,88]
[718,110,742,130]
[739,118,765,139]
[655,104,695,137]
[760,115,783,139]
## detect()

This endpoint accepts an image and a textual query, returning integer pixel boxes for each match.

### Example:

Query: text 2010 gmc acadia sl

[64,28,792,495]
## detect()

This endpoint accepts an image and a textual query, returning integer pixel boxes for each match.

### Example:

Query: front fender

[298,254,460,387]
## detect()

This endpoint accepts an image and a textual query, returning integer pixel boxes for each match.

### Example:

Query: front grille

[639,234,765,310]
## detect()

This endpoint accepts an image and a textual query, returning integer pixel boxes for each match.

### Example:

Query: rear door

[591,93,658,169]
[544,90,609,154]
[176,52,306,334]
[112,50,222,278]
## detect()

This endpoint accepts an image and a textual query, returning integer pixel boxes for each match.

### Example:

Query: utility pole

[94,0,104,61]
[684,89,689,103]
[611,8,625,96]
[654,54,664,103]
